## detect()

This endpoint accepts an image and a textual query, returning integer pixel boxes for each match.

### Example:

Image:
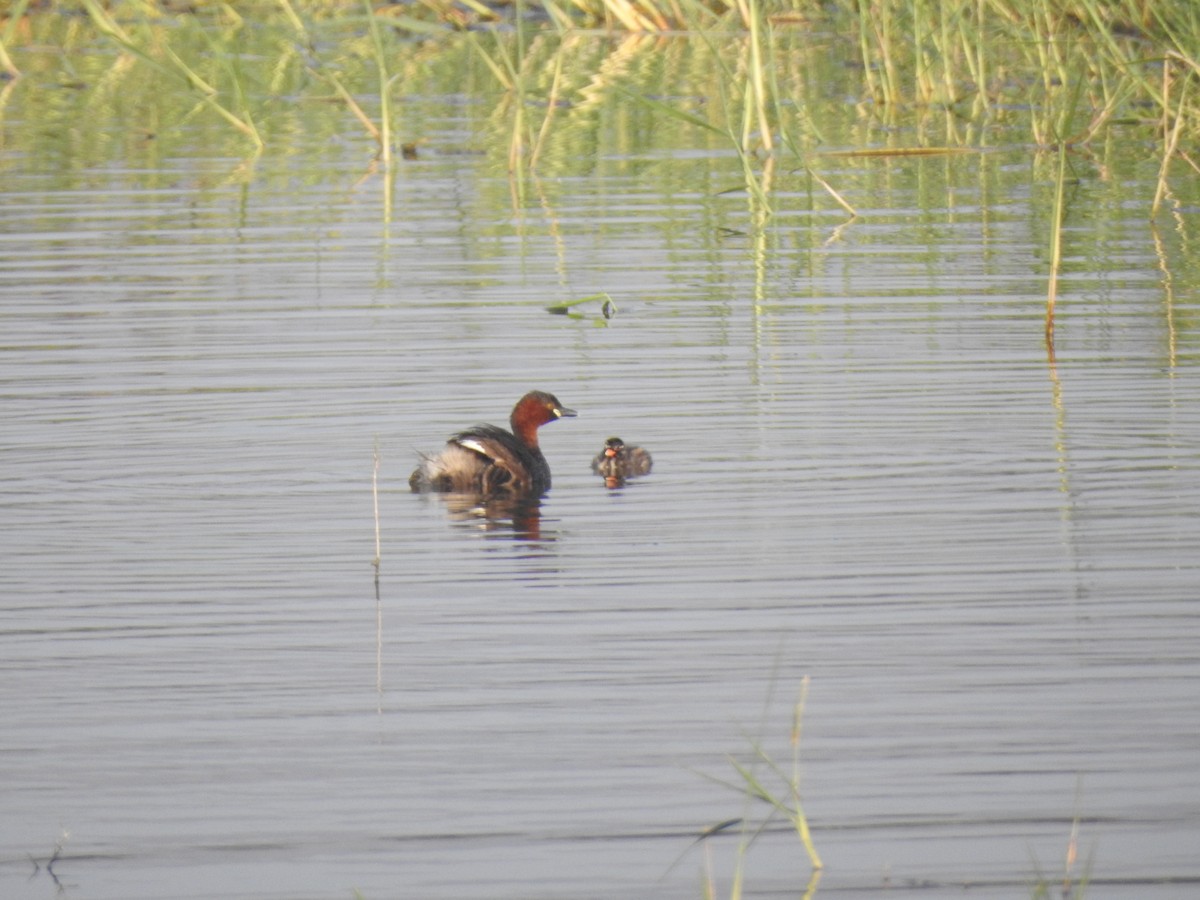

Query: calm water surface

[3,33,1200,900]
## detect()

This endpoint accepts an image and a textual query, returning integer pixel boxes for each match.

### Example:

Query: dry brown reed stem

[817,147,981,157]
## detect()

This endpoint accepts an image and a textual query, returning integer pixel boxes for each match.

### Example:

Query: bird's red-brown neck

[510,399,548,448]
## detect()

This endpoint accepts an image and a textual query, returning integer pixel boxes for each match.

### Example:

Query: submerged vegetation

[706,676,822,900]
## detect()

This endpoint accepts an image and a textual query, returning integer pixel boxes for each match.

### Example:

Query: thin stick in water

[372,442,381,570]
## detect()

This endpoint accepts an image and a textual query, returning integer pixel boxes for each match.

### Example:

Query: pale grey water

[4,98,1200,899]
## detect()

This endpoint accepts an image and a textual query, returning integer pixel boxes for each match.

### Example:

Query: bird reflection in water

[433,491,548,542]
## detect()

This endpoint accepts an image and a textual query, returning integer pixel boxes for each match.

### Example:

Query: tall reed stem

[372,443,382,570]
[1045,137,1067,351]
[365,0,395,165]
[791,676,823,870]
[81,0,263,149]
[1152,59,1190,218]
